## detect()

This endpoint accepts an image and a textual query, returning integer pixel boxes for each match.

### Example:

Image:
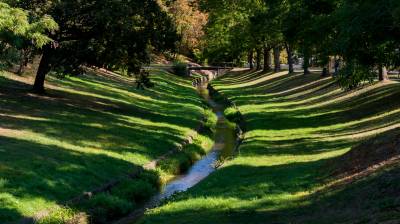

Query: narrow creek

[115,81,237,224]
[151,83,237,201]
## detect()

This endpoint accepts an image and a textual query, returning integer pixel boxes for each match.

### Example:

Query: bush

[172,62,188,77]
[203,109,217,132]
[336,62,375,90]
[138,170,161,190]
[81,193,133,224]
[111,179,157,203]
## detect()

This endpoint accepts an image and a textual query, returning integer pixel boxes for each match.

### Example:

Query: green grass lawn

[0,69,207,222]
[141,70,400,224]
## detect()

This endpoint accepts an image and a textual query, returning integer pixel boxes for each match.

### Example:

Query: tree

[0,2,58,71]
[168,0,208,58]
[15,0,178,93]
[200,0,263,65]
[334,0,400,86]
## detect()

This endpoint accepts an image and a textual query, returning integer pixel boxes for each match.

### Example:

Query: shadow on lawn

[140,70,400,224]
[0,135,140,223]
[0,71,204,222]
[0,74,202,157]
[143,163,400,224]
[142,139,400,224]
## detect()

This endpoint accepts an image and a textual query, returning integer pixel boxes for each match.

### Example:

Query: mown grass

[0,69,207,223]
[141,70,400,224]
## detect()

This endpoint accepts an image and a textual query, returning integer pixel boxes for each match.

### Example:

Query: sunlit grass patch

[0,69,205,222]
[141,70,400,224]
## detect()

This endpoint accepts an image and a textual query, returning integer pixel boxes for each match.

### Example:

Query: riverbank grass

[141,70,400,224]
[0,69,206,223]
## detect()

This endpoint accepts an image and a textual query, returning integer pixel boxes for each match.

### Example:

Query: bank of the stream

[113,78,240,224]
[139,69,400,224]
[0,69,217,224]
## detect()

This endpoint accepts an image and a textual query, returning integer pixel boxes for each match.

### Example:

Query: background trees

[0,0,179,93]
[30,0,178,93]
[168,0,208,59]
[198,0,399,88]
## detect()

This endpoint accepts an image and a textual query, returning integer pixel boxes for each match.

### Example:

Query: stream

[115,82,237,224]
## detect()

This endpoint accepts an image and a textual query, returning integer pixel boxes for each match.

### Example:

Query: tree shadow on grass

[0,72,205,222]
[138,70,400,224]
[240,138,352,157]
[243,83,400,133]
[0,74,203,160]
[0,135,144,223]
[141,161,400,224]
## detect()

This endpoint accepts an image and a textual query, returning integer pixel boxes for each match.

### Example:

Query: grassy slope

[0,69,205,222]
[141,70,400,224]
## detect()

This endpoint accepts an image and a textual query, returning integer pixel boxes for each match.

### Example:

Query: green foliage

[0,2,58,68]
[0,3,58,47]
[172,61,188,76]
[135,70,155,89]
[203,109,217,132]
[111,179,157,203]
[81,193,133,224]
[138,170,162,190]
[336,62,375,90]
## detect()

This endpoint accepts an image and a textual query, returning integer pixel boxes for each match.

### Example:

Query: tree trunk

[17,49,25,75]
[285,43,294,74]
[321,67,329,76]
[303,51,311,75]
[248,49,254,69]
[33,48,51,93]
[263,47,271,72]
[273,46,281,72]
[256,48,261,70]
[379,65,388,81]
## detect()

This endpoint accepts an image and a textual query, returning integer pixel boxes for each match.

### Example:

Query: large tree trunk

[285,43,294,74]
[33,48,52,93]
[379,65,388,81]
[273,46,281,72]
[321,56,332,77]
[263,47,271,72]
[256,48,261,70]
[17,49,25,75]
[248,49,254,69]
[303,51,311,75]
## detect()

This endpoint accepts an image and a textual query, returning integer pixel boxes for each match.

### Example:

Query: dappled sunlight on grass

[0,69,205,222]
[141,70,400,224]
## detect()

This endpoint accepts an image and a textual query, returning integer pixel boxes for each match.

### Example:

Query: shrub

[81,193,133,224]
[336,62,375,90]
[203,109,217,132]
[138,170,161,190]
[172,62,188,77]
[111,179,157,203]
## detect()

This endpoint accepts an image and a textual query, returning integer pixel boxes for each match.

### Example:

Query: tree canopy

[198,0,400,87]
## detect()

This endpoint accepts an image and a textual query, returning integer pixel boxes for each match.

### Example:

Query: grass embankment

[141,70,400,224]
[0,69,215,223]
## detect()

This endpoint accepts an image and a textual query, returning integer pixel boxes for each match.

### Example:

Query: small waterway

[150,84,236,202]
[115,82,237,224]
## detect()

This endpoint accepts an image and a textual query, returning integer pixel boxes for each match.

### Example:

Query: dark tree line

[199,0,400,88]
[1,0,178,92]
